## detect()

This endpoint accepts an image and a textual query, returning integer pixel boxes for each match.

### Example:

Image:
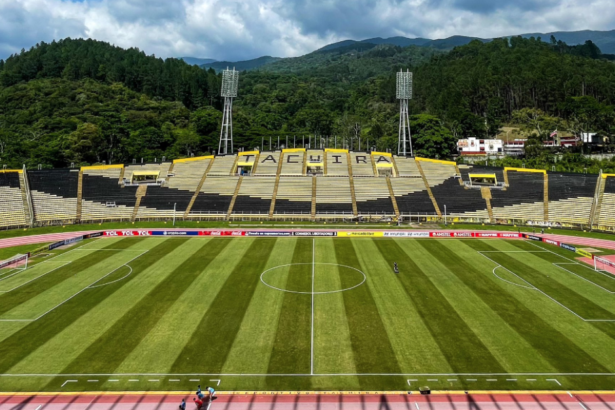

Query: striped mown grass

[1,236,615,392]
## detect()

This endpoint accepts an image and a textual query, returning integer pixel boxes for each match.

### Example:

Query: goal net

[594,256,615,275]
[0,253,29,272]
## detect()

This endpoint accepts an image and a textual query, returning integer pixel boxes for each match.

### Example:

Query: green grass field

[1,236,615,392]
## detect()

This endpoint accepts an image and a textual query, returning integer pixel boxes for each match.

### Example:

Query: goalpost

[594,256,615,274]
[0,253,29,272]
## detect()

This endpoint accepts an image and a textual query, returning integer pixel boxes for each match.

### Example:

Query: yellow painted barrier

[371,152,392,158]
[325,148,349,153]
[81,164,124,171]
[504,167,546,175]
[173,155,214,163]
[282,148,306,153]
[415,157,456,166]
[0,169,23,173]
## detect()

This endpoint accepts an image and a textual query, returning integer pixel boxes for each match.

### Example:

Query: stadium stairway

[481,187,495,223]
[272,177,312,217]
[131,185,147,221]
[226,176,243,218]
[269,155,285,216]
[347,152,358,216]
[386,176,400,218]
[184,158,215,217]
[596,176,615,228]
[415,159,442,217]
[354,177,395,216]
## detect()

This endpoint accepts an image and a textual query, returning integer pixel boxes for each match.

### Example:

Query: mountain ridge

[199,29,615,72]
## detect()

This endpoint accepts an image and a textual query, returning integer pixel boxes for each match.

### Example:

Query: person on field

[207,386,216,399]
[179,399,186,410]
[193,398,203,410]
[196,385,205,400]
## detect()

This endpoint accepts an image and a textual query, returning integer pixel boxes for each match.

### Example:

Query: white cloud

[0,0,614,61]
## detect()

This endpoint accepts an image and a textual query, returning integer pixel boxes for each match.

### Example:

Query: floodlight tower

[397,69,413,156]
[219,67,239,155]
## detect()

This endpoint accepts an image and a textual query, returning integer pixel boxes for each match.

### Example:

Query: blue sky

[1,0,614,62]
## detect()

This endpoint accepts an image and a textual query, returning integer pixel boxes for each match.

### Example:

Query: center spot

[260,263,366,294]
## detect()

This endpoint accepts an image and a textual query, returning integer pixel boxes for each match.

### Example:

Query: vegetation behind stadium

[1,36,614,173]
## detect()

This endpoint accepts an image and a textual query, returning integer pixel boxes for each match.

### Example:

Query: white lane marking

[87,380,98,382]
[466,379,477,382]
[415,403,420,410]
[407,379,417,386]
[35,405,42,410]
[568,392,574,398]
[210,379,221,386]
[486,379,497,381]
[310,238,315,375]
[169,379,180,382]
[578,402,587,410]
[61,380,77,387]
[547,378,562,386]
[128,379,139,382]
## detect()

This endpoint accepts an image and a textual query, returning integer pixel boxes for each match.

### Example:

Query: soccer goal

[594,256,615,275]
[0,253,29,272]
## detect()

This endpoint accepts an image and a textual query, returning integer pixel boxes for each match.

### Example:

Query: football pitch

[2,236,615,392]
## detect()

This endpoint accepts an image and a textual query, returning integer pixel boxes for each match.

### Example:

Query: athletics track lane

[1,393,614,410]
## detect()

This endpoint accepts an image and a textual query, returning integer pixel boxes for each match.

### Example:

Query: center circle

[260,263,366,294]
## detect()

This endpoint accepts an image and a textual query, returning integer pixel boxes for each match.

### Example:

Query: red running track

[1,393,614,410]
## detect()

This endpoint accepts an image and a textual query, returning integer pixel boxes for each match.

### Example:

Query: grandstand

[1,151,613,229]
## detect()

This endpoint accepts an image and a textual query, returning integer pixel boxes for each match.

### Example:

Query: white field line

[0,261,72,293]
[4,372,615,377]
[491,266,536,290]
[553,264,615,294]
[311,237,315,376]
[0,250,148,322]
[477,250,615,322]
[0,241,142,293]
[260,263,366,295]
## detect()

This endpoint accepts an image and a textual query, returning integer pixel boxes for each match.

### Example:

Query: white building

[457,138,504,155]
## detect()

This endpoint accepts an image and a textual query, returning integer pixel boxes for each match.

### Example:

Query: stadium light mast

[219,67,239,155]
[397,69,413,156]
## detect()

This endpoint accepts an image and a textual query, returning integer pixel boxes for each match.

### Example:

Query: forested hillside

[1,37,614,172]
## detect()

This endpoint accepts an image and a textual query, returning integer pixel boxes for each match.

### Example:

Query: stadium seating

[207,155,236,176]
[80,173,138,221]
[420,161,457,187]
[326,151,349,176]
[137,186,193,218]
[0,172,27,228]
[5,154,614,228]
[547,173,596,225]
[354,177,395,214]
[390,177,436,214]
[597,177,615,227]
[394,156,419,177]
[491,171,545,222]
[274,177,313,215]
[430,178,488,217]
[280,151,305,175]
[190,176,238,215]
[254,152,280,175]
[350,153,374,176]
[28,169,79,223]
[233,177,275,214]
[167,159,211,191]
[316,177,353,215]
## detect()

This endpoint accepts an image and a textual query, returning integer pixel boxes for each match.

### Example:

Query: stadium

[1,152,615,397]
[2,70,615,410]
